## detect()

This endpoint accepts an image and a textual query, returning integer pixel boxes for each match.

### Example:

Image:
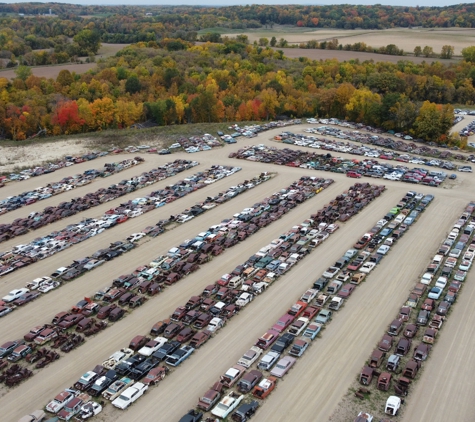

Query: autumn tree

[14,65,32,81]
[4,104,30,140]
[422,46,434,58]
[51,100,85,134]
[413,101,454,142]
[73,29,101,55]
[462,46,475,63]
[125,75,141,94]
[345,88,381,123]
[413,46,422,57]
[258,38,269,46]
[56,69,73,86]
[259,88,279,120]
[440,45,454,59]
[90,97,115,130]
[114,100,143,128]
[389,96,417,131]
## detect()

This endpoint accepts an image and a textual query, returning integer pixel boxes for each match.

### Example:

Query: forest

[0,3,475,142]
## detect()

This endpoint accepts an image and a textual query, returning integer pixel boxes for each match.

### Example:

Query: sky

[1,0,465,6]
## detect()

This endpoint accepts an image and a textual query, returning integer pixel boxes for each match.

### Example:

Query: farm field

[0,43,129,80]
[0,125,474,422]
[272,47,436,65]
[221,26,475,56]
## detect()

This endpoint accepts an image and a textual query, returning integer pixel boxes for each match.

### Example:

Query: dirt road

[0,126,473,422]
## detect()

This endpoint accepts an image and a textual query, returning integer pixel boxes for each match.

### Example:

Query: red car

[337,284,356,299]
[142,366,168,386]
[58,314,85,330]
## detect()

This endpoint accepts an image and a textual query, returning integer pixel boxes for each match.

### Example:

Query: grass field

[219,25,475,56]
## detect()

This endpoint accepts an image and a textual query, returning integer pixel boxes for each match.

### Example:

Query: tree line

[2,2,475,68]
[1,38,474,143]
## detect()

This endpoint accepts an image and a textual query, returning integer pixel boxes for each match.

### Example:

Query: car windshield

[118,395,130,402]
[216,403,229,411]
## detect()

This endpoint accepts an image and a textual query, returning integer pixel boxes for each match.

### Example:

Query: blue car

[165,345,194,367]
[302,322,322,340]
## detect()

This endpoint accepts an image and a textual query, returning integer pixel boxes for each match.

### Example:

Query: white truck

[385,396,402,415]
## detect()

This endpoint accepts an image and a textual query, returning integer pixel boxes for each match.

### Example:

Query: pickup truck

[252,377,277,399]
[326,280,343,294]
[288,301,307,317]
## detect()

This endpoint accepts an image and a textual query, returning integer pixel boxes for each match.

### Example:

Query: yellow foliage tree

[346,88,381,122]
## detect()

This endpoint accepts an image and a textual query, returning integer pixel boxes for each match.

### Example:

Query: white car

[78,401,103,419]
[2,288,29,303]
[435,276,448,289]
[360,262,376,274]
[102,348,134,370]
[38,280,60,293]
[237,346,262,368]
[138,337,167,356]
[459,260,472,271]
[84,259,105,271]
[420,273,434,285]
[211,392,244,418]
[126,233,146,242]
[376,245,390,255]
[51,267,69,279]
[207,317,225,333]
[112,382,148,409]
[235,292,253,307]
[26,276,52,290]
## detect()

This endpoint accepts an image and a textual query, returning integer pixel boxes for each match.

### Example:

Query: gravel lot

[0,126,473,422]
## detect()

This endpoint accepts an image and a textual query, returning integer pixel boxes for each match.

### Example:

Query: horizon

[0,1,467,8]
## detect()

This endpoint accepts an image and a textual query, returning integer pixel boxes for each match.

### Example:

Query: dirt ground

[0,126,474,422]
[0,140,95,173]
[0,62,97,81]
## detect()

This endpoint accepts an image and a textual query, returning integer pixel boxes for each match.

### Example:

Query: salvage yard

[0,125,474,422]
